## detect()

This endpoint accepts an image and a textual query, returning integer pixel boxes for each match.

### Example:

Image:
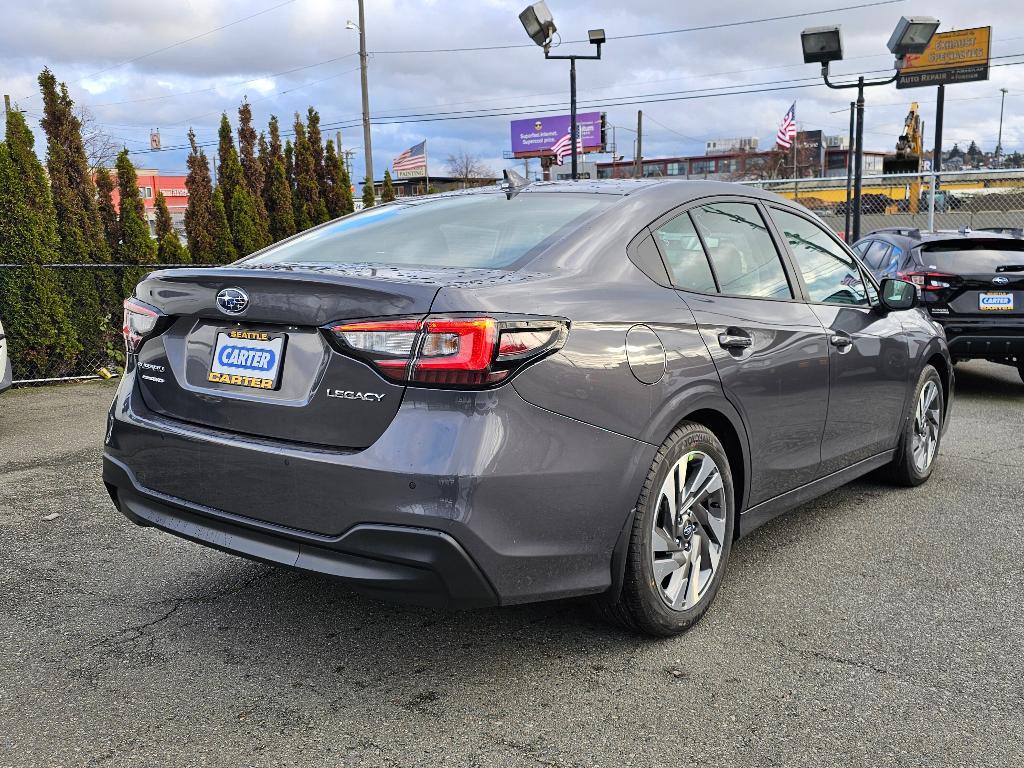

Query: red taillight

[328,315,567,389]
[122,298,160,354]
[899,271,955,291]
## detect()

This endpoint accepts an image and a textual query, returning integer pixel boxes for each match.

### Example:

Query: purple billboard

[510,112,604,157]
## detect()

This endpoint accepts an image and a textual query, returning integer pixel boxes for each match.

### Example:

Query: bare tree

[445,149,494,188]
[77,105,119,174]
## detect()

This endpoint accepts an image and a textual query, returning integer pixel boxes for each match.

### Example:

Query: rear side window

[863,240,892,270]
[770,208,869,306]
[689,202,793,299]
[245,192,612,270]
[653,212,717,293]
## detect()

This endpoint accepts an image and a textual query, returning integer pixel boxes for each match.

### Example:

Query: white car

[0,318,11,393]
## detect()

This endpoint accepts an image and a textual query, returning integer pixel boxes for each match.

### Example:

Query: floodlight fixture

[588,29,606,45]
[519,1,557,48]
[801,25,843,64]
[887,16,940,57]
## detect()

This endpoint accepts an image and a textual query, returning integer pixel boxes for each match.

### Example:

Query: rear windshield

[244,192,612,270]
[921,239,1024,273]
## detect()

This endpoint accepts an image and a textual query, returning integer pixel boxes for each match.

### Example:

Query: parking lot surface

[1,362,1022,768]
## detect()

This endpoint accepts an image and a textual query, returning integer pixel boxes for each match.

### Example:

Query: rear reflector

[328,315,567,389]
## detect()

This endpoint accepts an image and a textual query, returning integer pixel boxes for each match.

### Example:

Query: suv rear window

[920,239,1024,273]
[244,192,612,270]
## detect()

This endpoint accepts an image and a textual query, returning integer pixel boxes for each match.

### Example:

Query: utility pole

[996,87,1009,165]
[634,110,643,178]
[3,94,10,115]
[845,101,855,242]
[355,0,373,192]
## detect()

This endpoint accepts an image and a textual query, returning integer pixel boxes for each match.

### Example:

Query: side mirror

[879,278,919,311]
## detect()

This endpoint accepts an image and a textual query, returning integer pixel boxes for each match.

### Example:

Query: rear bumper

[104,369,654,607]
[942,320,1024,362]
[105,456,497,609]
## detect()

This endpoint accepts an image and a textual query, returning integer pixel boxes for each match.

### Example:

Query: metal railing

[741,168,1024,239]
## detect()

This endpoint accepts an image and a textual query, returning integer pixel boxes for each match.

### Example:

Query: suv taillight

[328,315,568,388]
[122,298,161,354]
[898,271,955,291]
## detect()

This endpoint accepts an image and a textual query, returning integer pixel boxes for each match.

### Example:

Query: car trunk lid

[912,240,1024,317]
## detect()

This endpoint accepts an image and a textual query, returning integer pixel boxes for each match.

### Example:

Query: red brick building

[106,169,188,238]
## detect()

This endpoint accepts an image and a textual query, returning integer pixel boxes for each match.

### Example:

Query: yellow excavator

[882,102,923,214]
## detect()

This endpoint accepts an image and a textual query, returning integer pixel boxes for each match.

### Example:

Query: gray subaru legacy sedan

[104,179,952,636]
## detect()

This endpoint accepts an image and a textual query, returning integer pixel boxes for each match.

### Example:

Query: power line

[371,0,906,54]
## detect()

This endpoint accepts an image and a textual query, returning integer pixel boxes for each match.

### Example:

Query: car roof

[863,227,1024,245]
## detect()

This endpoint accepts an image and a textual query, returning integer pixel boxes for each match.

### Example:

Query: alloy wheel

[911,380,941,473]
[650,451,728,611]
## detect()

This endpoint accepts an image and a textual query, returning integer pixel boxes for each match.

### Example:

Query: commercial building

[105,169,188,237]
[596,131,885,181]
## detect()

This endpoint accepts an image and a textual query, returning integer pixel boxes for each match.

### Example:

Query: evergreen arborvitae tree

[292,112,328,230]
[237,100,271,247]
[154,191,188,264]
[362,176,375,209]
[284,139,295,194]
[216,112,243,226]
[231,186,265,256]
[381,169,396,202]
[95,167,120,252]
[211,187,238,263]
[0,109,79,376]
[265,116,296,241]
[324,139,344,218]
[306,106,329,213]
[184,128,217,264]
[38,67,112,363]
[115,149,156,295]
[257,131,271,211]
[115,149,156,265]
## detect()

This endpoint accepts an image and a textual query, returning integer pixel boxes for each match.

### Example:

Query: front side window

[653,213,717,293]
[769,208,869,306]
[245,192,611,270]
[689,202,793,299]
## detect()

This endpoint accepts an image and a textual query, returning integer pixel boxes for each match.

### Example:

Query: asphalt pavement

[1,362,1022,768]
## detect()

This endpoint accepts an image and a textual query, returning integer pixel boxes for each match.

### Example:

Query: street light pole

[997,87,1009,165]
[544,42,602,180]
[822,67,897,242]
[845,100,855,242]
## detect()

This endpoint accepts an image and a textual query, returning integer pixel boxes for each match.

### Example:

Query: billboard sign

[897,27,990,89]
[510,112,604,158]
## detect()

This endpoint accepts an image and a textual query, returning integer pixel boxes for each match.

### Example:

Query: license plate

[208,330,285,390]
[979,291,1014,312]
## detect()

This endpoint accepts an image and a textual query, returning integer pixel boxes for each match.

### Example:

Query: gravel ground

[1,362,1022,768]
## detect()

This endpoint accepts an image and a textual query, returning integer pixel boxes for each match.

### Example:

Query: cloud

[2,0,1022,179]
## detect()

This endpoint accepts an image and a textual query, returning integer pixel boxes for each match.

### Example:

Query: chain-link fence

[0,263,193,386]
[744,168,1024,239]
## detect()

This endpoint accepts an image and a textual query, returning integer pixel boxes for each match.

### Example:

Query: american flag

[392,140,427,173]
[550,131,584,166]
[776,102,797,149]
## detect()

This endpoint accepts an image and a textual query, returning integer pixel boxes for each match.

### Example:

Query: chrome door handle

[718,333,752,350]
[829,334,853,348]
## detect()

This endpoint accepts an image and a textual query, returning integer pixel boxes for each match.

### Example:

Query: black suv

[854,227,1024,381]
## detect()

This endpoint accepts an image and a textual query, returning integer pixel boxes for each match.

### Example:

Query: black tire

[888,364,944,487]
[597,422,735,637]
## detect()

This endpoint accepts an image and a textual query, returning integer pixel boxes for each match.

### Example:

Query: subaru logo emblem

[992,276,1009,285]
[216,287,249,314]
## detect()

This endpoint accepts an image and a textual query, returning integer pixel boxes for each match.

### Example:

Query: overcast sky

[1,0,1021,182]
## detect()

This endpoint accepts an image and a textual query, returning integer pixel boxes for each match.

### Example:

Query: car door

[651,199,830,506]
[766,207,910,475]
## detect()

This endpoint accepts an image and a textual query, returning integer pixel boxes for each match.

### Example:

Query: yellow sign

[898,27,991,89]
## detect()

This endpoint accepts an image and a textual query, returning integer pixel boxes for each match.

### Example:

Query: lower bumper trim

[105,455,498,610]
